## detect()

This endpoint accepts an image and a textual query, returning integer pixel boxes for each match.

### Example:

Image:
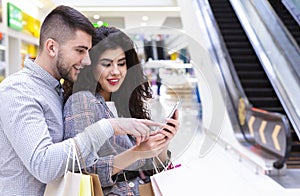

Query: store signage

[7,3,23,31]
[22,12,40,38]
[93,21,109,28]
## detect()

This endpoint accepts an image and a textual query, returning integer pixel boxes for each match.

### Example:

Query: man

[0,5,159,195]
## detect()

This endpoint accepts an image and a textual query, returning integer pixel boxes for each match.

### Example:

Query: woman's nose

[110,64,120,75]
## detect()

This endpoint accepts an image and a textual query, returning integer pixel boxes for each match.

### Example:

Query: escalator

[268,0,300,169]
[208,0,300,168]
[269,0,300,47]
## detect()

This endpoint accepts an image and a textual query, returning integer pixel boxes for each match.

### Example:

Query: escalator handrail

[196,0,253,143]
[282,0,300,26]
[197,0,248,106]
[254,0,300,86]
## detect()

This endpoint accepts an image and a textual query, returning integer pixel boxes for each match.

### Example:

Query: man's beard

[56,51,73,82]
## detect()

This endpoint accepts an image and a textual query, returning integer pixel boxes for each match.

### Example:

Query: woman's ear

[45,38,57,57]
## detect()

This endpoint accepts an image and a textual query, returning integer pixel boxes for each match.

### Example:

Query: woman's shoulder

[64,90,99,108]
[76,90,95,97]
[69,90,95,101]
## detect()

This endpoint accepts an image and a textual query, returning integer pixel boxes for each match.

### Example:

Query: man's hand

[108,118,163,145]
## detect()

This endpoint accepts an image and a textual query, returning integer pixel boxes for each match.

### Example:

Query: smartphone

[149,101,181,132]
[159,101,181,133]
[165,101,181,120]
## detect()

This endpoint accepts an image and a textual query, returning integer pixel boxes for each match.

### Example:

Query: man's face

[55,30,92,82]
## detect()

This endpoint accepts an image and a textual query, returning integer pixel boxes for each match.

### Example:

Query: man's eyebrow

[75,45,89,50]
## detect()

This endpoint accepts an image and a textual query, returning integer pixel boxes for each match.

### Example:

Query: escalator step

[244,88,277,97]
[292,132,299,141]
[222,35,249,41]
[249,98,282,108]
[260,107,284,113]
[230,56,260,61]
[240,79,272,88]
[238,71,267,79]
[228,49,256,55]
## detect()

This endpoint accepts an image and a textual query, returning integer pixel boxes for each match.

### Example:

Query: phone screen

[149,101,181,132]
[166,101,181,120]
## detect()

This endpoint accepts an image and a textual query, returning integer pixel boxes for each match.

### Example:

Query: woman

[63,26,179,195]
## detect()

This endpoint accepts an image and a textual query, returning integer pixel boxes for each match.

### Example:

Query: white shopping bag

[150,166,188,196]
[44,171,82,196]
[44,139,84,196]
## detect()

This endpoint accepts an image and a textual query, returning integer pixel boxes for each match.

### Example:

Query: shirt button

[128,182,135,188]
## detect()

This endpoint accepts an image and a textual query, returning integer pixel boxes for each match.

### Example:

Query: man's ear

[45,38,57,57]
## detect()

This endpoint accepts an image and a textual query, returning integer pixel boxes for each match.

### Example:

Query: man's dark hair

[39,5,95,51]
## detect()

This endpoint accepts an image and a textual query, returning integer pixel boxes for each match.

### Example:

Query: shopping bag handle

[64,139,82,174]
[152,156,168,174]
[72,138,89,173]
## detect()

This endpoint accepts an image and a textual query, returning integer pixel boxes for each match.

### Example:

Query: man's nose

[81,54,91,66]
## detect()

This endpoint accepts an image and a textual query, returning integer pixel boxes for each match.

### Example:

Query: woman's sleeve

[63,91,112,167]
[64,92,116,186]
[91,139,148,187]
[86,154,115,187]
[64,91,107,139]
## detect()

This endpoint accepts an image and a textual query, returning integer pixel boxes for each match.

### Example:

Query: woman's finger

[139,119,164,127]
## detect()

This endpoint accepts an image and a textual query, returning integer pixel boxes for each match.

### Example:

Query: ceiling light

[142,16,149,21]
[97,21,104,26]
[76,7,180,12]
[93,15,100,20]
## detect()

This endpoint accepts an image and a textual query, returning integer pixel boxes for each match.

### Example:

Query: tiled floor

[151,84,300,196]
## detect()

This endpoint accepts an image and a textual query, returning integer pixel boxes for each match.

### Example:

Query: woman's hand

[152,109,180,141]
[132,133,169,159]
[108,118,163,145]
[112,133,168,174]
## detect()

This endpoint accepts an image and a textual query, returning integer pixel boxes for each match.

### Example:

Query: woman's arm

[112,133,168,174]
[64,92,156,186]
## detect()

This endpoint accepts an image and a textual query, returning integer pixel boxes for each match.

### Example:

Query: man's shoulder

[0,70,31,88]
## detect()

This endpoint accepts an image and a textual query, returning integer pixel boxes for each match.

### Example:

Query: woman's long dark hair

[63,26,152,119]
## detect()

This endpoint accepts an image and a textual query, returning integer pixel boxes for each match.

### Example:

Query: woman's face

[94,47,127,96]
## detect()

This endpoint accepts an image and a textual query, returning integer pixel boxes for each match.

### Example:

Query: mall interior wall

[0,0,40,79]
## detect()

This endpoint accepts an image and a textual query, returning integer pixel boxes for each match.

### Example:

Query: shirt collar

[24,57,61,91]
